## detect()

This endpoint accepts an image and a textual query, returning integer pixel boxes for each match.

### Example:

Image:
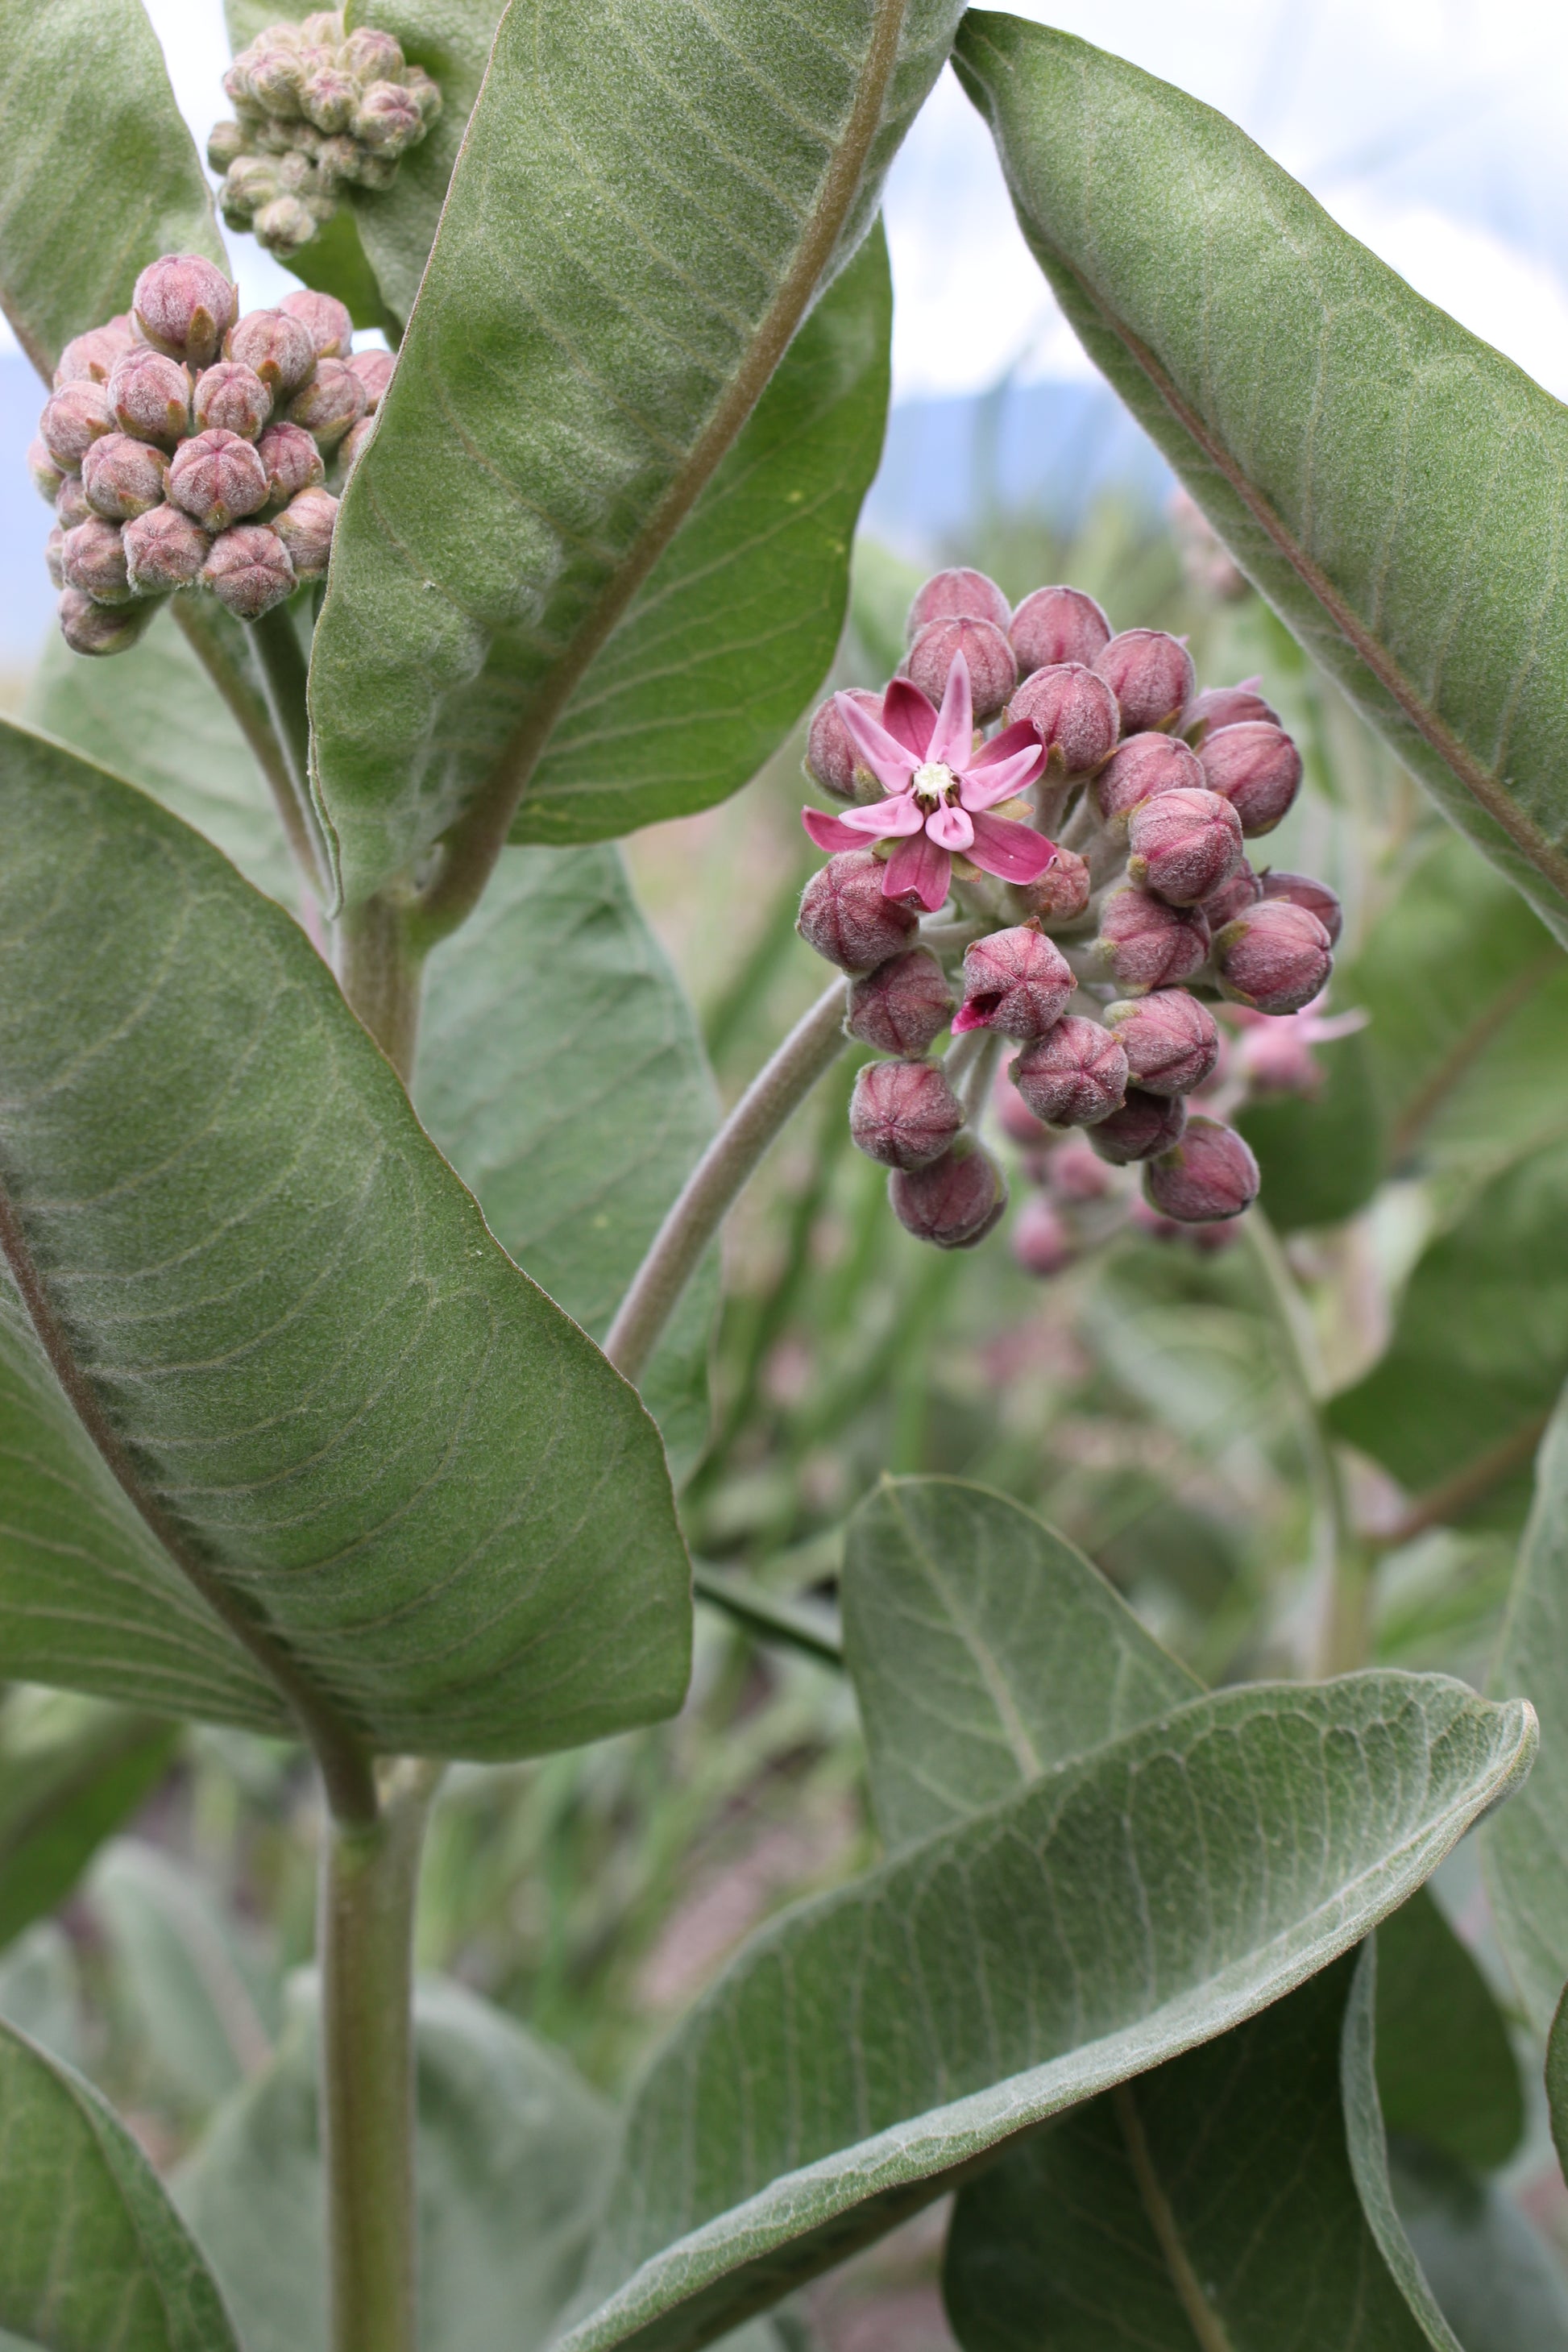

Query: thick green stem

[335,896,426,1084]
[250,604,329,896]
[172,599,326,899]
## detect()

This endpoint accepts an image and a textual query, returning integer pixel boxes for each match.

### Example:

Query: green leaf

[559,1674,1533,2352]
[1388,2140,1568,2352]
[1372,1887,1522,2172]
[417,843,717,1479]
[309,0,956,905]
[1235,1027,1386,1232]
[0,1695,176,1952]
[0,1923,83,2072]
[840,1476,1197,1850]
[0,2018,241,2352]
[1340,1943,1465,2350]
[0,716,691,1761]
[954,13,1568,946]
[0,0,226,379]
[175,1972,615,2352]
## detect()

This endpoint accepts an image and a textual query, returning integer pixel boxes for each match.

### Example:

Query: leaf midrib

[1114,2080,1237,2352]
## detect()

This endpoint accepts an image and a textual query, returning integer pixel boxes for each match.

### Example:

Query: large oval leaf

[955,12,1568,945]
[0,1697,177,1954]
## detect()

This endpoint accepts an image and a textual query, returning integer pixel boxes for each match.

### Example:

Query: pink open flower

[801,653,1053,913]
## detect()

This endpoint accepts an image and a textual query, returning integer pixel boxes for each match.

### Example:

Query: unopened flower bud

[1009,584,1111,678]
[1182,679,1280,743]
[1012,1193,1074,1278]
[132,254,237,369]
[279,288,354,359]
[107,350,191,445]
[1201,863,1261,928]
[255,421,326,505]
[798,849,919,973]
[56,472,93,527]
[193,364,272,447]
[255,197,320,257]
[1012,1015,1128,1127]
[245,39,305,116]
[270,484,338,579]
[1011,845,1091,925]
[847,948,955,1056]
[207,119,247,172]
[1007,662,1118,776]
[44,526,65,588]
[889,1139,1006,1249]
[905,616,1016,721]
[337,414,376,479]
[954,924,1072,1039]
[39,380,114,468]
[1093,886,1210,994]
[201,523,296,619]
[1145,1117,1259,1222]
[1089,1087,1188,1166]
[123,503,209,593]
[58,586,155,657]
[342,24,405,79]
[226,311,317,404]
[355,80,425,154]
[302,64,359,132]
[81,432,170,521]
[54,319,136,388]
[1104,990,1219,1095]
[1052,1134,1117,1200]
[805,687,881,801]
[1216,899,1333,1014]
[348,348,396,412]
[906,566,1011,639]
[168,429,269,531]
[1126,786,1243,906]
[288,356,367,447]
[1259,869,1342,947]
[1094,628,1195,734]
[1197,722,1302,836]
[1094,732,1205,821]
[27,437,65,504]
[60,516,132,604]
[850,1060,965,1170]
[402,65,442,123]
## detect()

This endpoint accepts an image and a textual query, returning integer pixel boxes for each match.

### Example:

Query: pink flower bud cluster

[31,262,391,656]
[209,10,440,259]
[794,565,1350,1256]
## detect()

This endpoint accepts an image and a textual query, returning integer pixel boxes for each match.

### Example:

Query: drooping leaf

[1372,1887,1522,2172]
[1388,2139,1568,2352]
[0,2018,241,2352]
[0,716,691,1761]
[175,1972,615,2352]
[0,0,226,377]
[0,1695,176,1953]
[955,13,1568,945]
[309,0,956,904]
[558,1674,1533,2352]
[416,844,719,1478]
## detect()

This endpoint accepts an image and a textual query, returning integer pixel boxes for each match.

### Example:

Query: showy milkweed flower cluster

[796,567,1348,1251]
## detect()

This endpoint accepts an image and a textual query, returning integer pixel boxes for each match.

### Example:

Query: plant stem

[319,1758,442,2352]
[604,978,848,1385]
[172,599,326,898]
[691,1565,844,1665]
[335,895,426,1083]
[250,604,330,896]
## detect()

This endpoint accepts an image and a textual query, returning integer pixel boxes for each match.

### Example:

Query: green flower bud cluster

[210,10,441,259]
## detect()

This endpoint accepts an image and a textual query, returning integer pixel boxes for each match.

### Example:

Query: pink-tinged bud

[1012,1193,1075,1278]
[302,64,360,133]
[1201,862,1261,929]
[1182,679,1280,744]
[1093,887,1210,994]
[39,380,114,468]
[1012,1015,1128,1127]
[1126,786,1243,907]
[255,421,326,506]
[847,948,955,1056]
[889,1139,1006,1250]
[342,24,406,79]
[287,357,367,447]
[1007,662,1119,776]
[255,197,320,258]
[1094,628,1195,734]
[193,360,272,439]
[1011,845,1091,925]
[27,437,65,504]
[1094,732,1205,821]
[44,527,65,588]
[954,924,1072,1039]
[278,288,354,359]
[58,587,154,657]
[201,523,296,620]
[1009,584,1111,678]
[227,308,317,397]
[81,432,170,521]
[995,1062,1052,1147]
[1144,1117,1259,1222]
[1259,869,1342,947]
[107,350,191,445]
[1231,1014,1325,1097]
[906,616,1017,721]
[243,39,305,116]
[348,348,396,412]
[1197,722,1302,836]
[56,473,93,527]
[805,687,881,801]
[60,517,132,604]
[1104,990,1219,1096]
[851,1060,964,1170]
[53,319,136,388]
[132,254,238,370]
[168,429,269,532]
[906,566,1011,639]
[1216,899,1333,1015]
[270,485,338,579]
[798,849,919,973]
[1089,1087,1188,1166]
[1052,1134,1117,1200]
[338,414,376,478]
[207,119,246,172]
[354,80,425,154]
[123,503,209,593]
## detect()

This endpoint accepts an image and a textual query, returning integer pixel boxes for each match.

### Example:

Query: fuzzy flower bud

[1007,662,1118,777]
[1094,732,1205,821]
[255,197,320,257]
[846,949,955,1056]
[201,523,296,619]
[337,415,376,479]
[953,924,1072,1039]
[107,350,191,445]
[797,849,919,973]
[1197,722,1302,836]
[348,348,396,412]
[255,421,326,506]
[192,361,272,439]
[168,429,269,532]
[1052,1135,1118,1200]
[1011,1015,1128,1127]
[287,356,367,446]
[27,438,65,504]
[279,288,354,359]
[56,473,93,528]
[270,485,338,579]
[60,517,133,604]
[850,1060,965,1170]
[226,307,317,397]
[53,319,136,388]
[906,566,1011,638]
[1216,899,1333,1014]
[1093,886,1210,994]
[302,64,359,132]
[58,587,155,657]
[1011,845,1091,926]
[1009,584,1111,677]
[39,380,114,468]
[1201,863,1261,929]
[905,616,1017,721]
[354,80,425,154]
[1259,869,1343,946]
[44,527,66,588]
[805,687,881,801]
[1012,1194,1075,1278]
[81,432,170,521]
[1089,1087,1188,1166]
[1095,628,1195,735]
[122,503,210,593]
[342,25,405,80]
[132,254,237,370]
[889,1139,1006,1250]
[1104,991,1220,1096]
[1144,1117,1259,1222]
[1126,786,1243,906]
[1182,679,1280,743]
[207,119,247,172]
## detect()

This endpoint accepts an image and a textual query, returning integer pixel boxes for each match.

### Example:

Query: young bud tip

[1094,628,1196,735]
[1197,722,1303,836]
[1006,662,1119,778]
[1009,584,1111,678]
[905,616,1017,722]
[1216,898,1334,1014]
[1012,1015,1129,1128]
[1144,1117,1259,1222]
[1092,886,1211,995]
[1103,990,1220,1096]
[797,850,919,973]
[889,1139,1007,1250]
[906,566,1011,640]
[846,949,956,1056]
[1125,786,1244,906]
[849,1060,965,1171]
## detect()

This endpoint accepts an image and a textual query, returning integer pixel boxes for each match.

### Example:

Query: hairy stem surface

[250,604,330,895]
[172,599,325,896]
[335,896,426,1084]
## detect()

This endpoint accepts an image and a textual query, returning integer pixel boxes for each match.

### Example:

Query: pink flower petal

[959,745,1048,811]
[966,718,1046,774]
[836,691,919,797]
[801,807,864,853]
[950,1002,990,1034]
[881,677,936,759]
[840,793,925,839]
[927,650,974,769]
[965,811,1056,886]
[882,830,952,911]
[926,801,975,852]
